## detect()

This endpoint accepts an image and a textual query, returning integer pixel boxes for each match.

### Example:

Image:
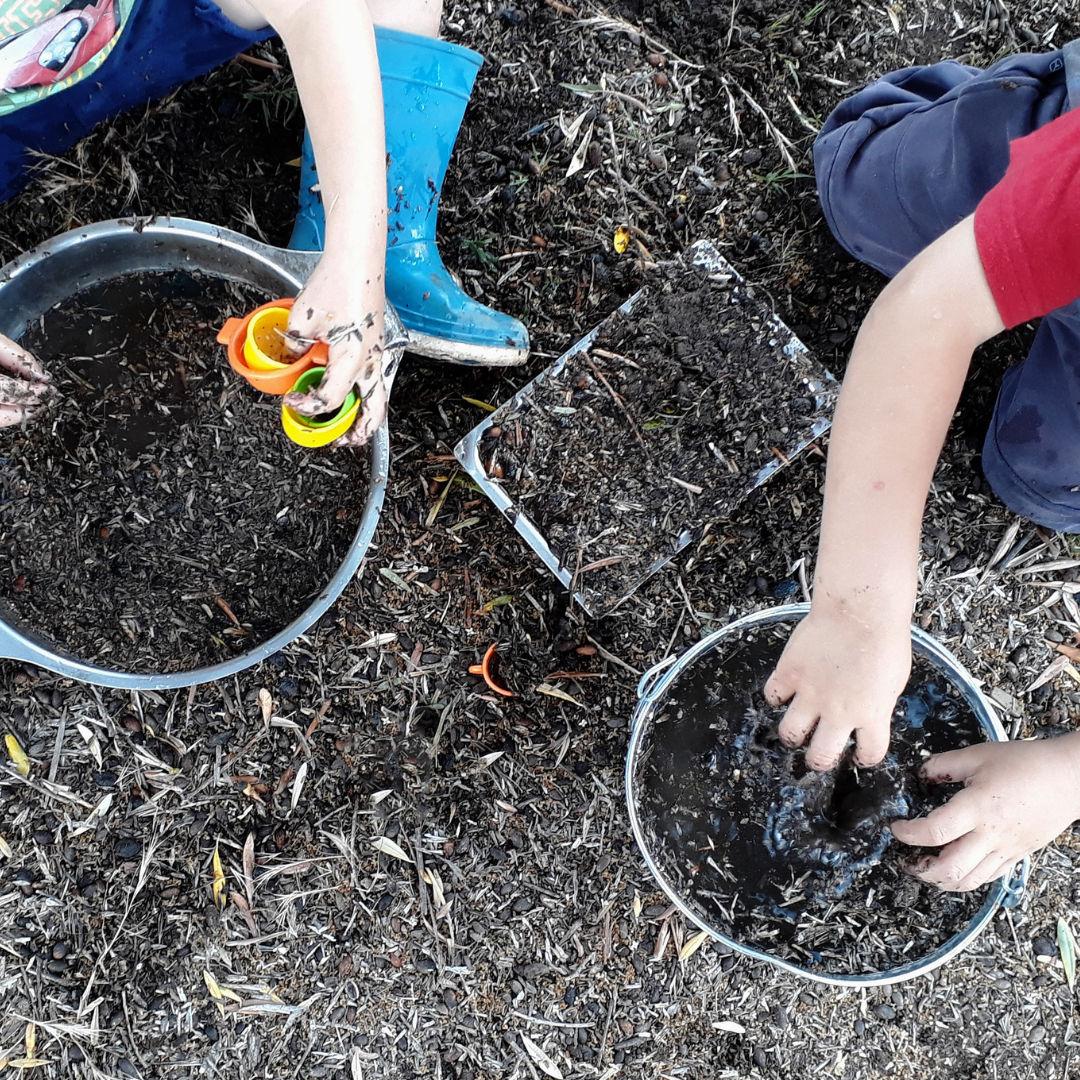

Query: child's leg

[814,51,1068,277]
[366,0,442,38]
[982,303,1080,531]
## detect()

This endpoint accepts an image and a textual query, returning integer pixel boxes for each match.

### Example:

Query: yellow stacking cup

[243,306,293,371]
[281,367,361,448]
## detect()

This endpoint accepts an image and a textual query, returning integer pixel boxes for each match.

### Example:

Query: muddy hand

[281,294,387,448]
[0,334,55,426]
[765,607,910,771]
[891,736,1080,892]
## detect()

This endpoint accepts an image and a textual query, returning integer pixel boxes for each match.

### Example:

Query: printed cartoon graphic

[0,1,117,92]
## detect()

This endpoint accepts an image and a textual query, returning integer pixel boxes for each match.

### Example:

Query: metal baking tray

[454,240,837,616]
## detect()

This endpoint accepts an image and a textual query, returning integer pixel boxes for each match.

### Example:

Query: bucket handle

[1001,857,1029,909]
[636,653,678,701]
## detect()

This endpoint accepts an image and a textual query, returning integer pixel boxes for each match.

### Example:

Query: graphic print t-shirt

[0,0,133,116]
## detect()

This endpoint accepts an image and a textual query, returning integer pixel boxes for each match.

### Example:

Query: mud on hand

[0,335,56,426]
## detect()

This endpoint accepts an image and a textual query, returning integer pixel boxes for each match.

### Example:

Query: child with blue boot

[0,0,527,443]
[767,40,1080,892]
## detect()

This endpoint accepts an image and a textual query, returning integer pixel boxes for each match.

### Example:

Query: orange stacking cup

[217,297,328,395]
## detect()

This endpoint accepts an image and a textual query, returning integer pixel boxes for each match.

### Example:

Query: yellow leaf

[462,395,497,413]
[481,594,514,613]
[5,733,30,776]
[678,929,711,962]
[286,156,303,167]
[614,225,631,254]
[8,1058,50,1068]
[212,843,227,911]
[25,1024,35,1059]
[0,835,12,859]
[204,970,242,1003]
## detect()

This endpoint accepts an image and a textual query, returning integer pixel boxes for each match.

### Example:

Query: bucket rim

[624,601,1027,987]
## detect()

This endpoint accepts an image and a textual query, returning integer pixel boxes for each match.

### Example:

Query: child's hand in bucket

[0,334,55,425]
[765,605,911,771]
[281,252,387,447]
[890,735,1080,891]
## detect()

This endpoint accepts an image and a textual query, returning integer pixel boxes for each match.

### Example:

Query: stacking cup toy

[217,297,327,395]
[281,367,361,448]
[468,643,515,697]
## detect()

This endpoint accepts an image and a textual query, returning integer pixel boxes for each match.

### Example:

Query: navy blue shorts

[814,47,1080,530]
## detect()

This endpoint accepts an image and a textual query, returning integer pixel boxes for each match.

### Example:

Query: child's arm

[223,0,389,444]
[890,734,1080,890]
[765,214,1004,770]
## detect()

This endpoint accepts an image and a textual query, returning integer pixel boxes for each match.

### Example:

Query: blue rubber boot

[289,28,529,366]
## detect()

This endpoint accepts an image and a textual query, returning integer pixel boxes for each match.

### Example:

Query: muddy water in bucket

[1,270,368,673]
[633,617,990,977]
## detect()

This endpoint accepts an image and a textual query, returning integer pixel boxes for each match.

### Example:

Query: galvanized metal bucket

[625,603,1028,987]
[0,217,405,691]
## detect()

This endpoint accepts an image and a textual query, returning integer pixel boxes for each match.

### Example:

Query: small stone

[93,771,118,789]
[116,838,143,859]
[1033,936,1056,956]
[647,52,665,66]
[753,209,769,223]
[872,1004,896,1020]
[587,142,604,167]
[52,941,70,960]
[742,148,762,165]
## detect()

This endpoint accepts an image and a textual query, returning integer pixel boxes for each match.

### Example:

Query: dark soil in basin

[1,270,367,673]
[634,619,992,976]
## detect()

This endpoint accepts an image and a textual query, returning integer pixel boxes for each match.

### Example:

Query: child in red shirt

[769,41,1080,891]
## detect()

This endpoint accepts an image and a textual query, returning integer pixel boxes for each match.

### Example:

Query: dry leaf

[713,1020,746,1034]
[291,760,309,811]
[243,832,255,905]
[679,929,710,961]
[4,733,30,776]
[369,789,393,806]
[212,843,227,911]
[258,688,273,724]
[613,225,631,254]
[0,835,12,859]
[371,836,412,862]
[204,970,242,1003]
[521,1034,564,1079]
[1059,917,1077,991]
[566,121,594,177]
[632,893,642,918]
[535,683,583,706]
[1025,653,1070,693]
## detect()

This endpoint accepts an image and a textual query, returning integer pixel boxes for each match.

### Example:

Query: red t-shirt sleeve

[974,106,1080,329]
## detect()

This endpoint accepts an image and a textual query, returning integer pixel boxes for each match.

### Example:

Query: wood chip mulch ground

[3,1,1080,1078]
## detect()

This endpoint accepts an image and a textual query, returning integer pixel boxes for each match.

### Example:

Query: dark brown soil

[488,259,831,613]
[2,270,367,672]
[635,619,988,976]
